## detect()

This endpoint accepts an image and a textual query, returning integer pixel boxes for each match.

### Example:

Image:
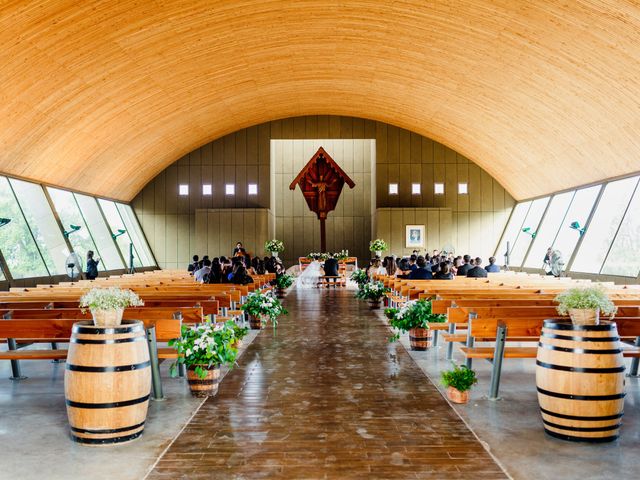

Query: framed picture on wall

[405,225,425,248]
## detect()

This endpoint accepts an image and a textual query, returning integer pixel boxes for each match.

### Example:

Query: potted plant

[441,363,477,404]
[384,307,398,320]
[387,299,446,350]
[240,291,288,329]
[231,324,249,350]
[265,239,285,257]
[169,321,238,397]
[356,281,389,309]
[274,273,294,298]
[350,269,369,289]
[369,238,388,258]
[555,286,617,325]
[79,287,144,327]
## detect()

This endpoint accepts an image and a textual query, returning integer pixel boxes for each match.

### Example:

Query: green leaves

[79,287,144,310]
[350,269,369,287]
[240,291,287,321]
[265,239,284,252]
[441,363,477,392]
[355,281,389,300]
[275,274,294,289]
[369,239,388,252]
[388,299,446,337]
[555,286,617,316]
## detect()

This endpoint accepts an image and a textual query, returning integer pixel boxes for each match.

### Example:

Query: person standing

[85,251,100,280]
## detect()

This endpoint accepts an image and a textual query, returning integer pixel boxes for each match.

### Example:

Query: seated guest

[466,257,488,278]
[194,259,212,283]
[434,262,454,280]
[396,257,412,278]
[207,258,222,283]
[188,255,199,273]
[408,254,418,272]
[409,256,433,279]
[485,256,501,273]
[230,264,253,285]
[456,255,473,276]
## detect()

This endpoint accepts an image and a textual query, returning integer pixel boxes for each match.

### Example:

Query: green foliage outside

[441,363,478,392]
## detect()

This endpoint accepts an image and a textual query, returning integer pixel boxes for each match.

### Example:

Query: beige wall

[133,116,514,268]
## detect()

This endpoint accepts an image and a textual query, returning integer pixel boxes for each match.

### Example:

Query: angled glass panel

[116,204,155,266]
[98,199,142,268]
[47,187,99,272]
[0,265,5,281]
[9,178,70,275]
[552,185,601,265]
[601,181,640,277]
[0,177,49,278]
[524,191,574,269]
[509,197,550,267]
[495,201,531,262]
[572,176,639,274]
[75,194,124,270]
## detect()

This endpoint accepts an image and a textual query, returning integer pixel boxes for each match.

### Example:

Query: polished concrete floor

[147,289,506,479]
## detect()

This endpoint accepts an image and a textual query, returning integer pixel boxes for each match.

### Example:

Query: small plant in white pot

[265,239,284,257]
[555,286,617,326]
[80,287,144,327]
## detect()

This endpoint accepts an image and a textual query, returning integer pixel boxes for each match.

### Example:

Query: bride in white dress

[297,260,322,289]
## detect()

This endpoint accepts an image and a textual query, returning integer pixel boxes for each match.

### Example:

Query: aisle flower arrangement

[265,239,285,254]
[240,291,288,328]
[79,287,144,326]
[350,269,369,289]
[369,239,388,254]
[387,299,446,349]
[355,280,389,309]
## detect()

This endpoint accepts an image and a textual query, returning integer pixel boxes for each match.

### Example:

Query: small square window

[202,184,212,195]
[458,183,468,194]
[248,184,258,195]
[412,183,421,195]
[389,183,398,195]
[434,183,445,195]
[225,184,235,195]
[179,184,189,196]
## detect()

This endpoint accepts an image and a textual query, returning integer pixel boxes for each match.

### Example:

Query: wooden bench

[317,276,347,288]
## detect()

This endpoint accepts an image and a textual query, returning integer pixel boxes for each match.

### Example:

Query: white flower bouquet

[265,239,285,253]
[369,239,388,253]
[240,291,288,325]
[79,287,145,327]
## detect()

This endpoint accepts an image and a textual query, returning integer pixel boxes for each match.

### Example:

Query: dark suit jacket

[485,264,500,273]
[323,258,340,276]
[409,267,433,280]
[457,263,472,276]
[466,266,488,278]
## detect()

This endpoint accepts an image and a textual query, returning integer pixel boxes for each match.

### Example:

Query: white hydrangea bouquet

[265,239,285,253]
[79,287,144,326]
[240,291,288,326]
[355,280,389,301]
[369,238,388,253]
[168,321,239,379]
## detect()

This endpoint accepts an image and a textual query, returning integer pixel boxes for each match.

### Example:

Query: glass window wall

[75,194,124,270]
[495,201,531,264]
[116,204,155,266]
[509,196,550,267]
[98,199,142,268]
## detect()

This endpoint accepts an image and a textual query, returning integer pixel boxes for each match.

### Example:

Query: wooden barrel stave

[187,366,220,397]
[65,320,151,445]
[536,320,625,442]
[409,328,432,351]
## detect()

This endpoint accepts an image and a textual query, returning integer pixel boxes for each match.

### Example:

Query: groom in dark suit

[323,255,340,286]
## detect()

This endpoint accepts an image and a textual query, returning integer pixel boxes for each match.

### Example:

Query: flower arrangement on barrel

[386,299,446,350]
[555,285,616,325]
[168,320,239,397]
[350,268,369,289]
[369,238,388,257]
[355,280,389,309]
[240,291,288,329]
[441,363,478,404]
[274,273,294,298]
[79,287,144,327]
[265,239,285,256]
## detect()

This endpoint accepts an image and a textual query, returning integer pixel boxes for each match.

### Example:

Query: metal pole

[489,323,507,400]
[146,327,164,401]
[628,336,640,377]
[7,338,26,380]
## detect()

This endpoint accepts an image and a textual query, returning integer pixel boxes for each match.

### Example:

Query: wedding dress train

[297,260,322,289]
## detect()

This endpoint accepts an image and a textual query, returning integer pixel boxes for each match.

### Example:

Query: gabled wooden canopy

[289,147,355,191]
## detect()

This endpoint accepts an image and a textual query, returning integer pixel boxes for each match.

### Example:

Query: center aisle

[147,288,507,479]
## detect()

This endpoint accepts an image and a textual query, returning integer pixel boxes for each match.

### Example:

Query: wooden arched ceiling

[1,1,640,201]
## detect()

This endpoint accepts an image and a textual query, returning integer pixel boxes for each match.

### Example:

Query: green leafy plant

[555,286,617,316]
[355,281,389,301]
[384,307,398,320]
[240,291,287,325]
[369,238,388,253]
[169,321,238,379]
[232,324,249,341]
[265,239,285,253]
[275,273,294,289]
[441,363,478,392]
[350,268,369,288]
[79,287,144,311]
[387,299,446,342]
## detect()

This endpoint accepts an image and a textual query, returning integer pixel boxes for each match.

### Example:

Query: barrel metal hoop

[544,429,619,443]
[542,321,615,331]
[542,419,621,432]
[539,407,624,421]
[70,421,146,435]
[66,360,151,372]
[72,321,144,335]
[66,394,150,409]
[537,342,622,355]
[70,430,144,444]
[187,379,219,385]
[536,360,625,374]
[541,332,620,342]
[71,336,146,345]
[537,386,626,401]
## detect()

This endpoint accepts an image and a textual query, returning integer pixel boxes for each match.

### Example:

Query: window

[115,203,155,267]
[9,178,69,275]
[74,194,124,270]
[434,183,444,195]
[524,191,574,268]
[98,199,142,268]
[388,183,398,195]
[202,184,212,196]
[225,184,235,195]
[495,201,531,262]
[411,183,421,195]
[509,196,550,266]
[601,181,640,276]
[248,184,258,195]
[0,177,49,279]
[47,187,99,269]
[572,176,639,273]
[179,184,189,196]
[458,183,468,194]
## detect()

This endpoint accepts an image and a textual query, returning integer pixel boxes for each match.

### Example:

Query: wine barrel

[536,320,625,442]
[64,320,151,445]
[409,327,432,351]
